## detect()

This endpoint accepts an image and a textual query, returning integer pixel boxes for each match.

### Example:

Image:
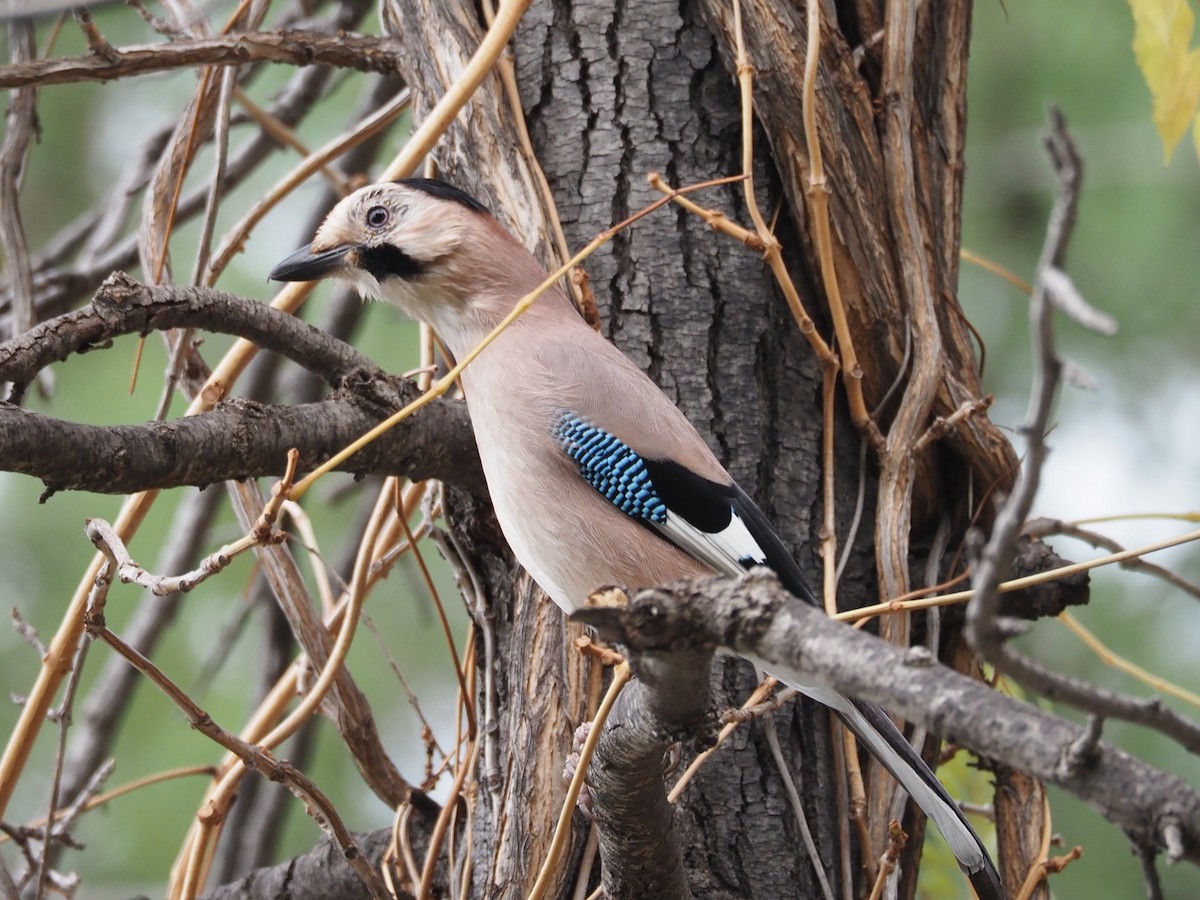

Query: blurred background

[962,3,1199,897]
[1,1,1198,896]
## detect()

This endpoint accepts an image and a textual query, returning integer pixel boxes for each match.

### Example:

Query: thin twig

[763,714,835,900]
[837,526,1200,624]
[0,19,41,399]
[967,106,1083,658]
[85,452,298,595]
[83,618,388,900]
[35,626,92,899]
[172,480,396,898]
[964,112,1200,755]
[799,0,879,446]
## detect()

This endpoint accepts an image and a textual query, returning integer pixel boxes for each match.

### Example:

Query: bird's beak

[268,243,353,282]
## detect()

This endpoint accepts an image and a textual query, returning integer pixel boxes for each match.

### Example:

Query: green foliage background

[1,1,1198,897]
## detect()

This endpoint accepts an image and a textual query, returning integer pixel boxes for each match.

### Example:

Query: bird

[270,177,1004,899]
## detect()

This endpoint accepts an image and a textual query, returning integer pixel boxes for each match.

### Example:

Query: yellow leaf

[1128,0,1200,163]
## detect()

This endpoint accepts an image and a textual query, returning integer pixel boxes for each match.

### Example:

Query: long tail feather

[788,678,1003,899]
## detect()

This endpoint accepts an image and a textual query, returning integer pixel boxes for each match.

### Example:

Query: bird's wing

[550,410,792,583]
[551,406,1002,898]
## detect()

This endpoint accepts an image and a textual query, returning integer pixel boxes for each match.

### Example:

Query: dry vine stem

[479,0,585,312]
[837,525,1200,624]
[0,0,534,826]
[1059,612,1200,710]
[0,765,217,847]
[85,449,298,594]
[172,479,441,893]
[652,0,879,857]
[83,606,390,900]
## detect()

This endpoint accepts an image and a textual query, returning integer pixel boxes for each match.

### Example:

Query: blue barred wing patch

[552,413,667,523]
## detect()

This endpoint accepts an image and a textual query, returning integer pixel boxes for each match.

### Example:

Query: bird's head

[269,179,496,339]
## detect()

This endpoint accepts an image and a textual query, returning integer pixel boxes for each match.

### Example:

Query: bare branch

[962,112,1200,760]
[579,570,1200,868]
[0,31,408,90]
[582,601,713,900]
[0,19,39,372]
[1,273,380,389]
[0,395,479,497]
[198,827,416,900]
[83,611,391,900]
[0,273,482,496]
[52,487,223,877]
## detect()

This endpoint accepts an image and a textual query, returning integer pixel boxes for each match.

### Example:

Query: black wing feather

[640,458,735,532]
[728,484,818,606]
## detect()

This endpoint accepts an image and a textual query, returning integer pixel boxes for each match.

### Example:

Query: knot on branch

[719,568,788,649]
[1057,714,1103,779]
[575,585,702,653]
[92,271,146,323]
[1004,535,1091,620]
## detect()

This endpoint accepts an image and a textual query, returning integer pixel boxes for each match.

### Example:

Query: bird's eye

[366,206,390,229]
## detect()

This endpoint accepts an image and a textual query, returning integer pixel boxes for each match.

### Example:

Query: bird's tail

[779,679,1004,900]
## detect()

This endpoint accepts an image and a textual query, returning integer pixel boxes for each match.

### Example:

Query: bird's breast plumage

[456,321,714,611]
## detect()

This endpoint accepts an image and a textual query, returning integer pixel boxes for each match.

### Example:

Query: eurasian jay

[270,178,1003,899]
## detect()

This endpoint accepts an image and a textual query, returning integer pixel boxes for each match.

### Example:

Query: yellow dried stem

[381,0,534,183]
[1073,511,1200,525]
[728,0,840,376]
[172,481,395,899]
[1013,791,1081,900]
[1059,611,1200,710]
[280,499,336,615]
[865,821,907,900]
[481,0,585,311]
[395,485,476,735]
[527,663,632,900]
[961,247,1033,295]
[800,1,881,448]
[838,526,1200,625]
[232,87,350,193]
[418,732,481,899]
[666,677,778,802]
[0,764,216,846]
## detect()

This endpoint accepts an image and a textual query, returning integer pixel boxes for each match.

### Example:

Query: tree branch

[0,273,483,496]
[579,571,1200,869]
[586,611,713,900]
[198,825,433,900]
[1,273,377,391]
[0,30,407,90]
[0,395,480,498]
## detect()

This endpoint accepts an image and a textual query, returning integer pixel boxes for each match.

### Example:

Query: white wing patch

[653,507,767,578]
